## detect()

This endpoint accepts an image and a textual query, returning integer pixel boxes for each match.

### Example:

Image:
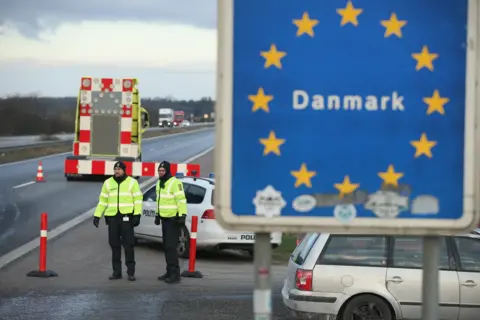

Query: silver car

[282,233,480,320]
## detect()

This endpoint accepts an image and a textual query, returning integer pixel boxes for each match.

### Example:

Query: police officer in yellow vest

[154,161,187,284]
[93,161,142,281]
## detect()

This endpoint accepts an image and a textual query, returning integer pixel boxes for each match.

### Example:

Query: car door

[182,182,208,230]
[315,235,390,299]
[385,237,459,320]
[136,185,162,239]
[452,236,480,320]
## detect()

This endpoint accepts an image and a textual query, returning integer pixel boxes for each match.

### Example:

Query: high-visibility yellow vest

[156,177,187,218]
[94,176,143,218]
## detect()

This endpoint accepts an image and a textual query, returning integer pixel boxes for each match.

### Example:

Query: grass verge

[272,234,297,265]
[0,126,213,164]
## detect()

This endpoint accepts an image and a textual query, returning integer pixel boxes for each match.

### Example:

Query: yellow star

[423,90,449,115]
[293,12,319,37]
[248,87,273,112]
[260,44,287,69]
[380,13,407,38]
[259,131,285,156]
[334,175,360,198]
[291,163,317,188]
[410,133,437,158]
[412,46,438,71]
[337,1,363,27]
[378,165,404,187]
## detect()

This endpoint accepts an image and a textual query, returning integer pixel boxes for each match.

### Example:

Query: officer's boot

[158,273,169,281]
[109,273,122,280]
[128,275,136,281]
[165,274,181,284]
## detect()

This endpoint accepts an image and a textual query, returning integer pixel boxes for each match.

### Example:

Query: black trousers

[161,218,181,277]
[108,213,135,276]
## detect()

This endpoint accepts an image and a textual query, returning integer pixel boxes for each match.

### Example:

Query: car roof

[145,176,214,191]
[179,176,215,189]
[297,231,480,269]
[317,232,480,239]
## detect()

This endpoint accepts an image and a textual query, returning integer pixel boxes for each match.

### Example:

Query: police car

[134,172,282,257]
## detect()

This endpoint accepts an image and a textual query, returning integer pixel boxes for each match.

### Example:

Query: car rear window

[318,235,387,267]
[290,233,319,266]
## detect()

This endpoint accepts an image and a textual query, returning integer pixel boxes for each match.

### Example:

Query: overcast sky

[0,0,217,99]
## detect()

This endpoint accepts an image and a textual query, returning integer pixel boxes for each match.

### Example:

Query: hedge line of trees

[0,95,215,136]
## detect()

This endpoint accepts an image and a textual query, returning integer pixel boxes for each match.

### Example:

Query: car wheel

[340,294,393,320]
[177,226,190,258]
[133,236,139,246]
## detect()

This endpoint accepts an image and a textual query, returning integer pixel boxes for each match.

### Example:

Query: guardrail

[0,123,214,152]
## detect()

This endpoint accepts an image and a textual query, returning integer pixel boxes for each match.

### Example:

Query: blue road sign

[215,0,478,234]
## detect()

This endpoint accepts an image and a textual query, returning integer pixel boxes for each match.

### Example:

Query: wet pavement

[0,288,286,319]
[0,215,292,319]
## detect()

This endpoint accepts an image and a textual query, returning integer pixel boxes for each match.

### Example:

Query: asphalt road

[0,288,287,320]
[0,209,291,319]
[0,148,294,319]
[0,128,215,258]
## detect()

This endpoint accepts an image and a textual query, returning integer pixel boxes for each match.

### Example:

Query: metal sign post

[422,236,441,320]
[253,233,272,320]
[216,0,479,318]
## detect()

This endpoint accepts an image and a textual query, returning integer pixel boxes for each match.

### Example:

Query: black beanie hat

[114,161,126,172]
[158,161,171,173]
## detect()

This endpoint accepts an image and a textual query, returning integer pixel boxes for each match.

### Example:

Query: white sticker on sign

[364,190,408,218]
[292,194,317,212]
[253,185,286,218]
[334,204,357,223]
[411,195,439,214]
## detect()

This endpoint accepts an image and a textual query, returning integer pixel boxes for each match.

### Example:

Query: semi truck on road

[158,108,174,127]
[173,110,185,127]
[173,110,185,126]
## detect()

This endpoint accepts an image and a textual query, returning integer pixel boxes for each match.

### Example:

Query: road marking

[12,181,36,189]
[0,146,214,270]
[0,127,213,168]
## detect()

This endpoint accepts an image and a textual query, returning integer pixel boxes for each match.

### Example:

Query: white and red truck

[64,77,200,180]
[173,110,185,126]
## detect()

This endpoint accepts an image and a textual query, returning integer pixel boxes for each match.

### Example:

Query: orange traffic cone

[36,161,45,182]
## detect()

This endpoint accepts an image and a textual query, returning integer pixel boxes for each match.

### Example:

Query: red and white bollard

[181,215,203,278]
[27,213,58,278]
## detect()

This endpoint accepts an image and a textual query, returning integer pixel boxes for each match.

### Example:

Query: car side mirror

[142,113,149,127]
